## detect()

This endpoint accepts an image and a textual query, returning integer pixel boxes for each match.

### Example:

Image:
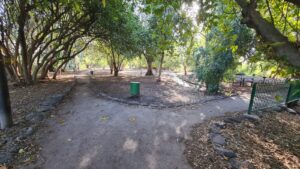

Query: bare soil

[91,75,218,106]
[0,78,74,168]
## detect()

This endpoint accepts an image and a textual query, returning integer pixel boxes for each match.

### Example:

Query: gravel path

[34,75,249,169]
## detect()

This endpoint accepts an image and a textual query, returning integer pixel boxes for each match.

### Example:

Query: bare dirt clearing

[90,69,250,107]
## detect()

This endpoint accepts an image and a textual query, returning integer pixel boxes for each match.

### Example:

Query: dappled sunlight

[176,120,187,134]
[146,154,157,169]
[123,138,138,153]
[79,148,99,168]
[199,113,206,120]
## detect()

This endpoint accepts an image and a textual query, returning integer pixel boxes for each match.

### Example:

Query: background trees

[0,0,102,84]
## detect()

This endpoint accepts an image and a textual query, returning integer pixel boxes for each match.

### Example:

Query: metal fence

[248,80,300,113]
[286,80,300,103]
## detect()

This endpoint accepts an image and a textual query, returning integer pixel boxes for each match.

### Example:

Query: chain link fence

[248,80,300,113]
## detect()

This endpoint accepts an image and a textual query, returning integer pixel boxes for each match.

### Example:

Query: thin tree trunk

[53,59,70,79]
[0,53,13,129]
[157,51,164,82]
[183,64,187,76]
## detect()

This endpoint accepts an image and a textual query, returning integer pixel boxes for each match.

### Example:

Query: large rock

[212,134,226,146]
[209,124,221,134]
[241,114,261,122]
[224,117,242,124]
[215,147,237,158]
[286,108,297,114]
[229,158,241,169]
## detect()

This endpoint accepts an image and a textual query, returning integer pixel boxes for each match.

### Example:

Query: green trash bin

[130,82,140,97]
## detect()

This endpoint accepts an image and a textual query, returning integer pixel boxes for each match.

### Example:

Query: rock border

[96,90,231,109]
[0,81,76,166]
[208,106,299,169]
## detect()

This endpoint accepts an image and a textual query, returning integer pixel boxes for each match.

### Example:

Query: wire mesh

[251,82,290,111]
[287,80,300,103]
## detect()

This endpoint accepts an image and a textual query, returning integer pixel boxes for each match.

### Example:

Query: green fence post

[248,83,257,114]
[285,83,292,104]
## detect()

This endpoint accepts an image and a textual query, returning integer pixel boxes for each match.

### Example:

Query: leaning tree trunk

[157,51,165,82]
[53,59,70,79]
[0,54,13,129]
[235,0,300,69]
[145,59,154,76]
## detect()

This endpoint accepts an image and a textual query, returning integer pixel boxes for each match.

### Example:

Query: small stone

[229,158,241,169]
[286,108,297,114]
[212,134,226,146]
[224,117,242,124]
[25,127,34,136]
[26,113,44,123]
[37,105,54,112]
[213,121,226,129]
[209,124,221,134]
[242,114,261,122]
[215,147,237,158]
[241,160,255,169]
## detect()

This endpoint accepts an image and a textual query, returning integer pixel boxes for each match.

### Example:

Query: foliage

[195,18,255,94]
[193,0,300,70]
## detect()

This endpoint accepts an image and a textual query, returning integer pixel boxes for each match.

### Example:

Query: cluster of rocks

[0,83,75,165]
[97,91,227,109]
[209,105,299,169]
[208,114,261,169]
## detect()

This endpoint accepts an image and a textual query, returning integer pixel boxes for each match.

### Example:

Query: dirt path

[34,75,249,169]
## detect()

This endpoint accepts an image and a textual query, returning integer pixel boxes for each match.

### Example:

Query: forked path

[36,76,249,169]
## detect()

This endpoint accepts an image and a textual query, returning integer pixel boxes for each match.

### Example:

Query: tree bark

[157,51,165,81]
[0,53,13,129]
[183,64,187,76]
[285,0,300,7]
[235,0,300,69]
[145,55,154,76]
[53,59,70,79]
[18,1,32,84]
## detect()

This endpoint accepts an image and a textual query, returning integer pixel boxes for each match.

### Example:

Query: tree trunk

[18,1,32,84]
[183,64,187,76]
[157,51,165,82]
[145,59,154,76]
[110,66,113,74]
[113,62,119,77]
[0,54,13,129]
[235,0,300,68]
[53,59,70,79]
